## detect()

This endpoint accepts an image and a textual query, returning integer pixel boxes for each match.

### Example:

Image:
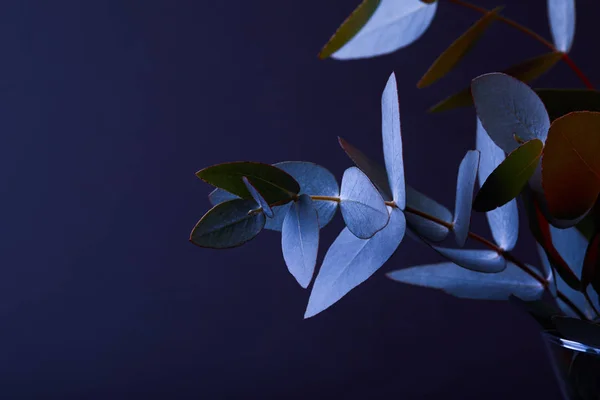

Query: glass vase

[542,331,600,400]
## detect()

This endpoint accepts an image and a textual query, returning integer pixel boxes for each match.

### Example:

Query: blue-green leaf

[387,262,544,301]
[431,246,506,273]
[189,199,265,249]
[476,119,519,251]
[305,208,406,318]
[552,316,600,348]
[405,185,452,242]
[537,244,558,297]
[282,195,319,288]
[472,73,550,154]
[547,0,575,53]
[382,73,406,208]
[210,162,339,232]
[196,162,300,204]
[331,0,438,60]
[340,167,389,239]
[453,150,480,246]
[550,225,600,320]
[242,176,273,218]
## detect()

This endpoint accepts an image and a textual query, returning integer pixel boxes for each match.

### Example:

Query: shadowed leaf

[330,0,437,60]
[382,73,406,208]
[547,0,575,53]
[305,208,406,318]
[542,112,600,220]
[476,118,518,251]
[197,162,300,204]
[190,199,265,249]
[242,177,273,218]
[537,244,558,297]
[429,52,562,113]
[282,195,319,289]
[509,296,562,330]
[431,246,506,273]
[582,231,600,294]
[340,167,389,239]
[319,0,381,60]
[453,150,480,246]
[553,317,600,348]
[537,89,600,121]
[387,262,544,301]
[474,139,543,212]
[472,73,550,154]
[418,7,501,88]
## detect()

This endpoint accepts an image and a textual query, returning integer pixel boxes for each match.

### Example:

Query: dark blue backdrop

[2,1,599,398]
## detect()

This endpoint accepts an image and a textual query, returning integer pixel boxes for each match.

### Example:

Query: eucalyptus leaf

[582,232,600,294]
[331,0,438,60]
[474,139,543,212]
[552,316,600,349]
[405,185,452,242]
[208,188,239,206]
[429,52,562,113]
[319,0,381,60]
[189,199,265,249]
[509,296,562,330]
[547,0,575,53]
[472,73,550,154]
[382,73,406,208]
[453,150,480,247]
[242,177,273,218]
[305,208,406,318]
[282,195,319,289]
[536,89,600,121]
[476,119,518,251]
[387,262,544,301]
[550,225,600,320]
[537,244,558,297]
[430,246,506,273]
[418,7,501,88]
[340,167,390,239]
[196,162,300,204]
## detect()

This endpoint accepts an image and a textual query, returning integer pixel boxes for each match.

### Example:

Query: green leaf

[542,112,600,220]
[196,162,300,205]
[417,7,501,88]
[318,0,381,60]
[189,199,265,249]
[536,89,600,121]
[473,139,543,212]
[429,52,562,113]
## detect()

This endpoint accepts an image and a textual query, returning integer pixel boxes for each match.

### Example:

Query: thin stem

[310,195,341,203]
[403,205,592,321]
[447,0,594,90]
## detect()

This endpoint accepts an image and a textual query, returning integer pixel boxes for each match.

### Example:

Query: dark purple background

[2,0,599,398]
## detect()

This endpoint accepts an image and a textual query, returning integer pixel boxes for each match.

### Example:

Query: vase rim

[542,331,600,356]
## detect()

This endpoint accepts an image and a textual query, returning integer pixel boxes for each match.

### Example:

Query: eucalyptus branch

[446,0,595,90]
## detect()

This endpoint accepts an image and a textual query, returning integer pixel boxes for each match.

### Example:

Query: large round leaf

[542,112,600,220]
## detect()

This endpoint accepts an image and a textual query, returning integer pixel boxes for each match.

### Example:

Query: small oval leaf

[196,162,300,204]
[472,73,550,154]
[429,52,562,113]
[382,73,406,208]
[387,262,544,301]
[282,195,320,289]
[242,176,273,218]
[418,7,501,88]
[547,0,575,53]
[340,167,390,239]
[319,0,381,60]
[305,208,406,318]
[331,0,438,60]
[453,150,480,246]
[189,199,265,249]
[542,111,600,220]
[476,118,519,251]
[474,139,543,212]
